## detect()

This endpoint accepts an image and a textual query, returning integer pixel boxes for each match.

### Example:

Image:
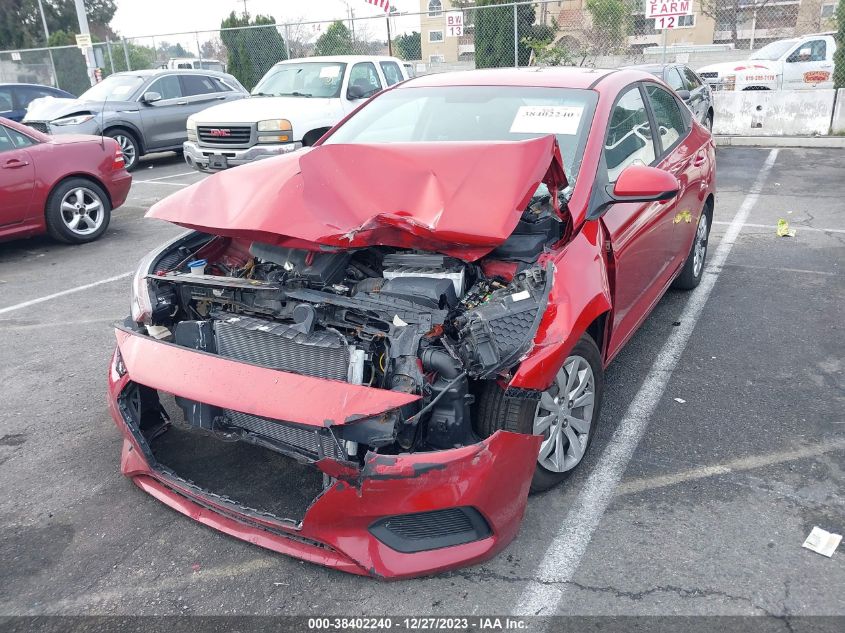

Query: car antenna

[100,77,108,152]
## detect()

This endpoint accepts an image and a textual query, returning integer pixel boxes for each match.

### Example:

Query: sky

[111,0,424,39]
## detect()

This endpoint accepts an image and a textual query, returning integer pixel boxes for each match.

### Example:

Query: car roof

[402,67,629,90]
[275,55,403,65]
[109,69,232,78]
[0,82,68,90]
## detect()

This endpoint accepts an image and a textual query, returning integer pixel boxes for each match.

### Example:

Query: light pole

[73,0,97,86]
[35,0,58,87]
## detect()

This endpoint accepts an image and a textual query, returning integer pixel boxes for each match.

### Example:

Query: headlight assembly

[51,114,96,126]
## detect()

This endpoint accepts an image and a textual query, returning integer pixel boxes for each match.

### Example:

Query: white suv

[183,55,409,171]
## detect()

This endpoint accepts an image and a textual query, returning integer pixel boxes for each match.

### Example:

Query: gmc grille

[197,125,252,145]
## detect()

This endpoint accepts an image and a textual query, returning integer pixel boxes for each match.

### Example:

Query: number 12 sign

[646,0,695,29]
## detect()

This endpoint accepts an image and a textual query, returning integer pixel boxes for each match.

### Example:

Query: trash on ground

[776,219,796,237]
[673,397,686,404]
[802,526,842,557]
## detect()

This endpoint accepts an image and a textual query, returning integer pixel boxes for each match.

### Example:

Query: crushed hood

[147,136,568,261]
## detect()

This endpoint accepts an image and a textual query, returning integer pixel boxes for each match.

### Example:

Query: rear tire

[45,178,111,244]
[673,205,711,290]
[475,334,604,493]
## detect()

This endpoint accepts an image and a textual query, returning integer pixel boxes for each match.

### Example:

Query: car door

[782,39,832,89]
[0,125,36,226]
[180,74,239,117]
[137,75,193,149]
[342,61,384,115]
[601,84,679,359]
[644,83,704,274]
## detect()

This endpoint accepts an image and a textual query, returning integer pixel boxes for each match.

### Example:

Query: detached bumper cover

[108,328,541,578]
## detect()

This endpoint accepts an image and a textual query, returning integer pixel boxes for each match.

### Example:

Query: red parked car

[0,117,131,244]
[109,67,715,578]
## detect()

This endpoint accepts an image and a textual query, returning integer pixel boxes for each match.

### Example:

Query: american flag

[365,0,391,13]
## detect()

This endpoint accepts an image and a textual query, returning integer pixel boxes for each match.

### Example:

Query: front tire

[475,334,604,493]
[45,178,111,244]
[106,129,140,171]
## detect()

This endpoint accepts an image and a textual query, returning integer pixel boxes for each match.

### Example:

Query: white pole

[36,0,58,86]
[661,27,667,64]
[73,0,96,86]
[750,8,757,50]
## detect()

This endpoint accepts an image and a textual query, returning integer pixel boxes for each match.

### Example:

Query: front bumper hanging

[108,327,541,578]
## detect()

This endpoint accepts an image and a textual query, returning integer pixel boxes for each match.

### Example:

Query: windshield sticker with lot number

[509,105,583,135]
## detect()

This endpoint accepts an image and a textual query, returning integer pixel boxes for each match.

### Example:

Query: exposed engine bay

[129,193,564,466]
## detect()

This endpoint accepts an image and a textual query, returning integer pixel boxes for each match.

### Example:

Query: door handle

[215,96,226,100]
[2,158,29,169]
[693,151,706,167]
[177,100,188,105]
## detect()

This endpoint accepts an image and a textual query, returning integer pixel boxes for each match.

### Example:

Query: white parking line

[135,171,199,182]
[132,180,192,187]
[511,148,780,618]
[714,220,845,235]
[0,272,133,316]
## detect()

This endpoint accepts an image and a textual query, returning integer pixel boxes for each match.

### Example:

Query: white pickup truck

[183,55,409,171]
[697,33,837,91]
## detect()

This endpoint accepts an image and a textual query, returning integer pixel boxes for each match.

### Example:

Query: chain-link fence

[0,0,839,95]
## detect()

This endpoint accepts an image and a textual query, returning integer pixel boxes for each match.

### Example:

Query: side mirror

[676,89,691,102]
[588,165,680,220]
[142,91,161,104]
[347,84,366,100]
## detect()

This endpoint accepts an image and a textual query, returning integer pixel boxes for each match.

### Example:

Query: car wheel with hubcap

[475,334,604,493]
[45,178,111,244]
[106,130,139,171]
[672,206,711,290]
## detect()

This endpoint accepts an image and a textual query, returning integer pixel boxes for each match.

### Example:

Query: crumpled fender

[509,221,611,390]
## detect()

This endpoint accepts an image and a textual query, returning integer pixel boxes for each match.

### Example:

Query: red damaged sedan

[109,68,715,578]
[0,117,131,244]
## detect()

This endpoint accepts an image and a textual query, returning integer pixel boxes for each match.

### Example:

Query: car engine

[130,208,555,464]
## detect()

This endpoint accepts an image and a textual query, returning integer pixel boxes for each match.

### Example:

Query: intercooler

[211,314,354,460]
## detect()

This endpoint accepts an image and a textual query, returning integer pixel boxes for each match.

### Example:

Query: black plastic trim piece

[369,507,492,553]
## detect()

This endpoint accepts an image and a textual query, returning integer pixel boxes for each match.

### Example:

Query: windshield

[323,85,598,181]
[750,40,796,60]
[79,75,145,101]
[252,62,346,98]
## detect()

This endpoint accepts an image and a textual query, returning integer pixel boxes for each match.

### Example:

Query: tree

[157,41,190,61]
[475,0,535,68]
[0,0,117,49]
[393,31,421,60]
[835,0,845,89]
[585,0,630,55]
[314,21,353,56]
[220,11,287,91]
[522,21,577,66]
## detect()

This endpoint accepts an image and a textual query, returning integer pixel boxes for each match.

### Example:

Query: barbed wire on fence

[0,0,837,95]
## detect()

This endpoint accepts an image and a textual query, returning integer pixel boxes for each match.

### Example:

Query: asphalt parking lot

[0,147,843,621]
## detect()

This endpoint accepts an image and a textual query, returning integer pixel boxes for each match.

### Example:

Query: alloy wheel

[113,133,137,168]
[60,187,105,236]
[692,213,709,278]
[533,355,595,473]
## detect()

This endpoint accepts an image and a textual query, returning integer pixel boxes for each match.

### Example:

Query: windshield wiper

[251,92,274,97]
[278,91,313,98]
